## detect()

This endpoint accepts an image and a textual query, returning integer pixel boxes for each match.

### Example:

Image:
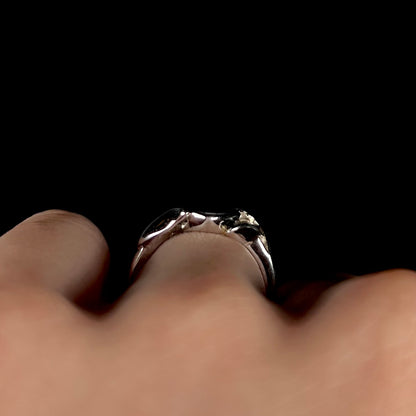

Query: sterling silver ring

[129,209,276,296]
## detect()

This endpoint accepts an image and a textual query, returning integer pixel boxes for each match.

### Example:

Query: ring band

[129,209,276,296]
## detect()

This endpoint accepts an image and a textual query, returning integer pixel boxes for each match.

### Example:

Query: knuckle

[363,269,416,310]
[25,209,107,245]
[345,269,416,346]
[28,209,95,231]
[309,269,416,405]
[319,268,416,344]
[333,269,416,315]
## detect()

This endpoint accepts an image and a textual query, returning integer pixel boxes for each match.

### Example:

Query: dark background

[1,149,414,306]
[1,9,414,306]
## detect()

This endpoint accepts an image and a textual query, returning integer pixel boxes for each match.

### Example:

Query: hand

[0,210,415,415]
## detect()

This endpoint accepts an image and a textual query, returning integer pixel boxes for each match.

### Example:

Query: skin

[0,210,415,415]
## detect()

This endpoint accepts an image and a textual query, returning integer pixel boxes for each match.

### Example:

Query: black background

[1,12,414,306]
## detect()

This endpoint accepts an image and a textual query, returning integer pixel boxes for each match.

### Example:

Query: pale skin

[0,210,415,415]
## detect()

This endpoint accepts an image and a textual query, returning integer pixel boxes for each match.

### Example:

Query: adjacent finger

[296,269,416,354]
[0,210,110,308]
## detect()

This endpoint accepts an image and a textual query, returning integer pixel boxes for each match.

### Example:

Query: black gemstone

[236,224,261,241]
[220,217,239,229]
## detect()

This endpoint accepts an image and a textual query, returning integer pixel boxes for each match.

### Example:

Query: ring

[129,209,276,296]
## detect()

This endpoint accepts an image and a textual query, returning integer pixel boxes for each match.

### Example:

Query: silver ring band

[129,209,276,296]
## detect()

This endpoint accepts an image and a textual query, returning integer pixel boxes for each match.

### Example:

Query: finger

[110,231,280,325]
[131,231,264,294]
[297,269,416,353]
[0,210,110,308]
